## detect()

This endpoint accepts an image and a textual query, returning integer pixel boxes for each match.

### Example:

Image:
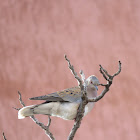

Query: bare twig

[64,55,83,89]
[80,70,87,92]
[12,107,21,111]
[2,132,7,140]
[67,96,88,140]
[18,91,25,107]
[112,61,121,77]
[79,70,85,83]
[15,92,55,140]
[99,65,108,81]
[30,116,54,140]
[47,115,51,127]
[88,61,122,102]
[65,55,88,140]
[99,64,111,79]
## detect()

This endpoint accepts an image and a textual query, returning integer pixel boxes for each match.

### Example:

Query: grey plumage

[18,75,99,120]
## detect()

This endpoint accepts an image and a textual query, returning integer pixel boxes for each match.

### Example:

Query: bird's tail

[18,105,36,119]
[18,103,53,119]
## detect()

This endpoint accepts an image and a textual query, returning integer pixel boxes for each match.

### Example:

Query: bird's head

[86,75,100,91]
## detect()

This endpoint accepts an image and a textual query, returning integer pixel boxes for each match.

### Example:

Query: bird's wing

[29,87,81,103]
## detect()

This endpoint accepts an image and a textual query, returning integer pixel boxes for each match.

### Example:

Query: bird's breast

[84,102,95,116]
[51,102,80,120]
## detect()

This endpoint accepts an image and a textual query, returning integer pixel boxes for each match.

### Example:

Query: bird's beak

[95,85,98,91]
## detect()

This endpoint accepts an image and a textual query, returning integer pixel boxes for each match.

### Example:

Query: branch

[15,91,55,140]
[2,132,7,140]
[80,70,87,92]
[65,55,88,140]
[64,55,83,89]
[67,96,88,140]
[18,91,25,106]
[65,56,122,140]
[30,115,54,140]
[88,61,122,102]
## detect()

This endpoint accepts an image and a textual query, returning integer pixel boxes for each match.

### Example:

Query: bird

[18,75,99,120]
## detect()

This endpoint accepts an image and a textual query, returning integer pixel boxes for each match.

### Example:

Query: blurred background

[0,0,140,140]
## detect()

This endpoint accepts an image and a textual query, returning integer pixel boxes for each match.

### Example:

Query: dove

[18,75,99,120]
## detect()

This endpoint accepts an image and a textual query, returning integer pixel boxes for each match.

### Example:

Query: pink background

[0,0,139,140]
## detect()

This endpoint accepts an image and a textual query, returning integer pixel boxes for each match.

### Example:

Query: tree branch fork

[3,55,121,140]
